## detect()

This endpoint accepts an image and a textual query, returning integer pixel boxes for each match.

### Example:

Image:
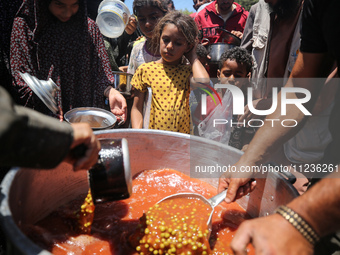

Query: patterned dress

[127,40,160,74]
[131,62,191,134]
[10,0,114,116]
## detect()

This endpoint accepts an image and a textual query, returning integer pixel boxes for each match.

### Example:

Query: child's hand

[185,39,199,64]
[125,16,138,35]
[108,88,127,122]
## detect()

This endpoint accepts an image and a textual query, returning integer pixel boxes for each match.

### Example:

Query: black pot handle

[266,162,296,184]
[69,144,88,159]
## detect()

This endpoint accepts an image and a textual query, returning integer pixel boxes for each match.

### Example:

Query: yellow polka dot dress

[131,61,191,134]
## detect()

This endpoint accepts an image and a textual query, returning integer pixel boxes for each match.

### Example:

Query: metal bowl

[64,107,117,130]
[209,43,237,64]
[112,71,133,96]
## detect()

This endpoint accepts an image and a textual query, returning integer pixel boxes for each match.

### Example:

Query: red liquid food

[22,169,254,254]
[133,197,213,254]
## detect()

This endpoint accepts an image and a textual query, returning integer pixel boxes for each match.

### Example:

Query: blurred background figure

[165,0,175,10]
[196,43,211,71]
[190,0,212,18]
[194,0,248,77]
[0,0,23,102]
[195,0,248,43]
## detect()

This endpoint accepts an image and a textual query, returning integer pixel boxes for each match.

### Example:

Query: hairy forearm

[288,171,340,237]
[238,53,327,167]
[239,87,308,166]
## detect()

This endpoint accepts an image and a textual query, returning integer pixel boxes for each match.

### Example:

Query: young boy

[218,47,254,150]
[197,47,254,149]
[217,46,252,92]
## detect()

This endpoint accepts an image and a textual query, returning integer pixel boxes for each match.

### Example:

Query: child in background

[127,0,169,74]
[197,47,254,148]
[196,43,211,72]
[131,11,210,134]
[218,47,254,150]
[217,47,252,93]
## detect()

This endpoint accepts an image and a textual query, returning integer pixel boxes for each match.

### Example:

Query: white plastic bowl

[96,0,130,38]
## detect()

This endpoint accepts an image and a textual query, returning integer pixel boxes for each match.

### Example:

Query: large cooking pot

[0,130,298,255]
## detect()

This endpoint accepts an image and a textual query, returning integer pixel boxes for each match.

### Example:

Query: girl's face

[49,0,80,23]
[217,59,249,88]
[159,23,191,65]
[137,6,165,39]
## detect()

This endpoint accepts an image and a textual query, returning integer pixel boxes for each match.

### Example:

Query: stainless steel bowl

[64,107,117,130]
[112,71,133,96]
[209,43,237,64]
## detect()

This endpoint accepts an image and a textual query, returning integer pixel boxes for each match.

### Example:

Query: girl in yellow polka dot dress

[131,11,210,134]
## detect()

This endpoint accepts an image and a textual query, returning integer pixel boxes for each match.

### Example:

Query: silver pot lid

[19,72,60,114]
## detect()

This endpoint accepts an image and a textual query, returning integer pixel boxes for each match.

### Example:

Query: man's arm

[0,86,100,170]
[288,171,340,237]
[240,3,257,52]
[219,51,334,202]
[231,171,340,255]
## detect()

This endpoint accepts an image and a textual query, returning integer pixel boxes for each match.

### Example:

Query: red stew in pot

[22,169,254,254]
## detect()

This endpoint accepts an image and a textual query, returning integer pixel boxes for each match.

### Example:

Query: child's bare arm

[131,89,146,129]
[185,42,210,88]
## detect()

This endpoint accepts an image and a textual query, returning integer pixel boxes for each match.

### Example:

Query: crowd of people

[0,0,340,254]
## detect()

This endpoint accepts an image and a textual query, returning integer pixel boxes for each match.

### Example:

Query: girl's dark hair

[151,11,198,54]
[219,47,253,73]
[196,43,209,58]
[133,0,169,16]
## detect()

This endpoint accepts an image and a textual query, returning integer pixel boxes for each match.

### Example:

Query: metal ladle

[155,189,228,239]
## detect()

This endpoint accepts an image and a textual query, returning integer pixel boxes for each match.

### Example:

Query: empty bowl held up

[64,107,117,130]
[96,0,131,38]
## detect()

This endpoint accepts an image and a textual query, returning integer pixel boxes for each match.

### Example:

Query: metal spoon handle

[208,189,227,208]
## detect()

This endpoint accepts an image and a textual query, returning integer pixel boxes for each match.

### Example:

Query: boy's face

[217,59,249,88]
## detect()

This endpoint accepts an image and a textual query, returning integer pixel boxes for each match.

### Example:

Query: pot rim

[0,168,51,255]
[111,71,133,76]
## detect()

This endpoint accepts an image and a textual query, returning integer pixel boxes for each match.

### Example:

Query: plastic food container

[96,0,130,38]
